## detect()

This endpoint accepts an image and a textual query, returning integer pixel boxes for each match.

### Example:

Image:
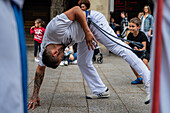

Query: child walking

[30,18,45,62]
[127,17,150,85]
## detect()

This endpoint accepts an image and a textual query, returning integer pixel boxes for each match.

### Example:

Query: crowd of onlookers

[109,5,153,42]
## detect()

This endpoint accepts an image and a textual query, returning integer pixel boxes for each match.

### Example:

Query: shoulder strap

[85,10,91,26]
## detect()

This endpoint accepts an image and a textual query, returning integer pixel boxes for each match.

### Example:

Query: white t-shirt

[39,11,106,66]
[141,15,148,32]
[39,13,85,66]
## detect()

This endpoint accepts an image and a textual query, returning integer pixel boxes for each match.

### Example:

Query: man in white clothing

[28,6,151,109]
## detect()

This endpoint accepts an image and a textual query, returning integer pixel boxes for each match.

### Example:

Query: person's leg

[38,43,41,53]
[131,54,150,84]
[73,52,77,60]
[143,58,150,70]
[90,21,150,87]
[130,66,142,78]
[91,21,150,102]
[34,41,39,62]
[68,53,77,65]
[77,40,107,95]
[34,40,38,57]
[130,66,143,84]
[64,54,69,66]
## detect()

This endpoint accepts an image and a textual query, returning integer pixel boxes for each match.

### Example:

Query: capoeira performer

[0,0,27,113]
[28,6,151,109]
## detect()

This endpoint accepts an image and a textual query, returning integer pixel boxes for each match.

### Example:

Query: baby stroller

[92,44,103,64]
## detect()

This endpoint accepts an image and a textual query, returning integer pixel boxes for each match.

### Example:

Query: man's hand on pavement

[27,96,41,110]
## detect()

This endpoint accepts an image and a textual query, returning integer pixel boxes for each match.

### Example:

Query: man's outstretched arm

[64,6,97,50]
[28,64,46,110]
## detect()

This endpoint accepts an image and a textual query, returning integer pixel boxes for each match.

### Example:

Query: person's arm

[30,26,35,34]
[148,15,153,37]
[28,64,46,110]
[139,41,146,51]
[68,46,74,61]
[126,34,130,45]
[64,6,97,50]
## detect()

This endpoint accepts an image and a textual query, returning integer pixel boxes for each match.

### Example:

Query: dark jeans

[34,40,41,57]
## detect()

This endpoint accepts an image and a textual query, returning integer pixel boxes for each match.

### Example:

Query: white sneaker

[144,83,151,104]
[34,58,39,63]
[86,88,110,99]
[59,61,64,66]
[64,60,68,66]
[69,60,77,65]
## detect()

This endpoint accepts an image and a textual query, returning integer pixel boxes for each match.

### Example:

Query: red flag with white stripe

[151,0,170,113]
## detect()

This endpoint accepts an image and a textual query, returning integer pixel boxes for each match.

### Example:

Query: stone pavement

[27,47,150,113]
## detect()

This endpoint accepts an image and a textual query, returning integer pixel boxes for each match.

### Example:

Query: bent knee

[143,59,148,64]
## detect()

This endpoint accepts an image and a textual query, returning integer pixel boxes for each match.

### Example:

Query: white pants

[0,1,24,113]
[77,14,150,94]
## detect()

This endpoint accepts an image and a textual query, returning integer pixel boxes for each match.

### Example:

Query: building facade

[23,0,153,46]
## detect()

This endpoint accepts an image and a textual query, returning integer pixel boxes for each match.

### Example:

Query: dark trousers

[34,40,41,57]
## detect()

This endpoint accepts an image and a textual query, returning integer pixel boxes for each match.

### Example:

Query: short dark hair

[78,0,91,9]
[42,48,59,69]
[35,18,45,27]
[130,17,141,27]
[121,11,127,17]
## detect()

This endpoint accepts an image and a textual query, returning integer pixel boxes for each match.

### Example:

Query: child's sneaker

[64,60,68,66]
[34,58,39,63]
[131,77,143,84]
[86,88,110,99]
[69,60,77,65]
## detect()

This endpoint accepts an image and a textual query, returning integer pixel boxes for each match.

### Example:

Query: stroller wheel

[97,57,103,64]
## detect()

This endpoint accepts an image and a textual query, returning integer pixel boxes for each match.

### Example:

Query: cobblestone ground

[27,47,150,113]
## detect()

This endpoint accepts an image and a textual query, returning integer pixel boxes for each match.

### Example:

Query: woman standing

[140,5,153,42]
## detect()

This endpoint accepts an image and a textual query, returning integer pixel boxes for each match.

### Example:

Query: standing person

[0,0,27,113]
[78,0,90,11]
[151,0,170,113]
[110,17,119,32]
[127,17,150,85]
[140,5,153,42]
[27,6,151,110]
[30,19,45,62]
[120,11,129,38]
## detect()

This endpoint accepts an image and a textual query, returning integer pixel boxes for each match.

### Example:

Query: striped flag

[151,0,170,113]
